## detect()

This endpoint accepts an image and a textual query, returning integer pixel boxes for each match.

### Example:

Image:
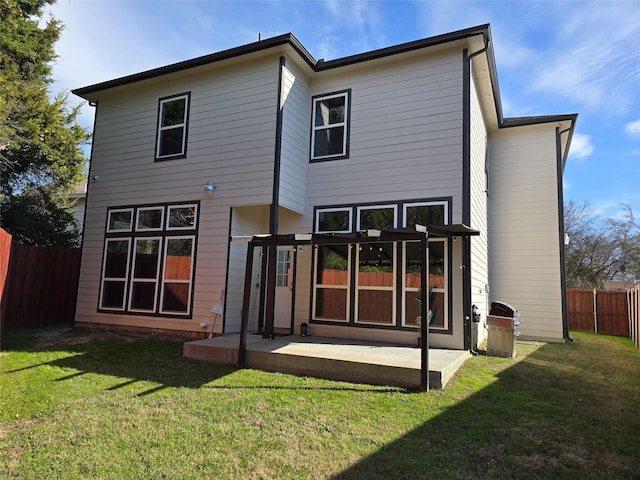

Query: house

[71,24,576,353]
[69,179,88,236]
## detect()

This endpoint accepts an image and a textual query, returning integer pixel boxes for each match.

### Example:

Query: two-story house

[72,24,576,352]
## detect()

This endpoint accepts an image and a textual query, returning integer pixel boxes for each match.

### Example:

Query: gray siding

[279,62,311,214]
[306,49,464,221]
[489,124,564,341]
[76,57,280,334]
[469,74,490,339]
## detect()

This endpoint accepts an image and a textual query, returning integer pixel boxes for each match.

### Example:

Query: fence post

[593,289,598,334]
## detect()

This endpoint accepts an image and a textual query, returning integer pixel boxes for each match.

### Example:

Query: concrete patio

[183,334,470,389]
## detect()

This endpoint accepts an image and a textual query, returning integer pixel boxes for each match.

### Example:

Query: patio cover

[233,225,479,391]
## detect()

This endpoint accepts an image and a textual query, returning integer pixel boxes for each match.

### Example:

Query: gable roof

[72,24,576,139]
[73,24,492,98]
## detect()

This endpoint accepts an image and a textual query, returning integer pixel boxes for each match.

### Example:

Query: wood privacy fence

[568,288,639,345]
[0,230,81,331]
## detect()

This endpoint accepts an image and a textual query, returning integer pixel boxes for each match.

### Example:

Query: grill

[486,301,520,358]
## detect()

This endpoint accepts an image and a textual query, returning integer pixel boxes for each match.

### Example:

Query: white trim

[312,244,351,322]
[401,239,448,330]
[166,204,198,230]
[311,91,348,160]
[354,242,396,325]
[127,237,162,313]
[156,93,189,159]
[315,207,353,233]
[99,238,132,311]
[135,207,165,232]
[159,235,195,315]
[356,204,398,231]
[106,208,134,233]
[402,201,448,228]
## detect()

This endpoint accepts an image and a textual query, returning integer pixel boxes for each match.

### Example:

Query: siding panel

[489,124,564,341]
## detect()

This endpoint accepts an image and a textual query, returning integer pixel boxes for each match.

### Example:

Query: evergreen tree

[0,0,90,246]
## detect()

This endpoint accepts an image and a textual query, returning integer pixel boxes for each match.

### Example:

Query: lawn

[1,328,639,479]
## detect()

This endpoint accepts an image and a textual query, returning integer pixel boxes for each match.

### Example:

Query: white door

[274,247,293,331]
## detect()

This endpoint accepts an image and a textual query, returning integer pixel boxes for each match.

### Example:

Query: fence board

[1,244,81,331]
[596,291,630,336]
[0,229,12,330]
[568,288,633,337]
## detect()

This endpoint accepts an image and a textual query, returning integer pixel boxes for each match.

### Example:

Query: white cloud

[625,119,640,138]
[568,133,594,161]
[529,3,640,114]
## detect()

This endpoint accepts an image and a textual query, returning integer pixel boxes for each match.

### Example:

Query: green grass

[1,328,639,479]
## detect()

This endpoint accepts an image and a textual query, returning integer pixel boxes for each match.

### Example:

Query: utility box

[486,302,520,358]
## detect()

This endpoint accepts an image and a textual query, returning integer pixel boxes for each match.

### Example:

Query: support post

[238,241,255,367]
[420,232,429,392]
[263,245,277,338]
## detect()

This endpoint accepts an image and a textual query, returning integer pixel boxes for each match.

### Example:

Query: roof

[601,280,639,291]
[72,24,576,136]
[72,25,491,98]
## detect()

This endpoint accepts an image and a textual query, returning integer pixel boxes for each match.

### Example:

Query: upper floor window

[311,90,350,161]
[156,93,190,160]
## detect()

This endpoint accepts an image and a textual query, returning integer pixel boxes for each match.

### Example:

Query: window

[402,239,448,330]
[107,209,133,232]
[313,245,350,321]
[357,205,397,231]
[275,249,291,288]
[156,93,190,160]
[311,91,349,161]
[312,199,451,331]
[403,202,446,229]
[356,242,395,325]
[402,201,448,329]
[99,203,198,317]
[315,207,352,233]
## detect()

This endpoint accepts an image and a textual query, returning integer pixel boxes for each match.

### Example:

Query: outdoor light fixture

[367,229,381,238]
[204,182,216,197]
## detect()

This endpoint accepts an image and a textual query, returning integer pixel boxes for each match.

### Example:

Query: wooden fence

[0,234,81,331]
[568,288,638,338]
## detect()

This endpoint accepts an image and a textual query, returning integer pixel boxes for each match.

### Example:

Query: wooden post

[420,232,429,392]
[238,241,255,368]
[593,289,598,334]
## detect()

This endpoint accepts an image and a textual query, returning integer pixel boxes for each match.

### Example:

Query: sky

[44,0,640,220]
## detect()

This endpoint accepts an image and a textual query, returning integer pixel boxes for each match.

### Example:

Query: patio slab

[184,334,470,389]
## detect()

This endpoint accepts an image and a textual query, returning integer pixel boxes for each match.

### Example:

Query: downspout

[263,56,286,338]
[77,100,99,325]
[465,36,490,355]
[556,125,574,342]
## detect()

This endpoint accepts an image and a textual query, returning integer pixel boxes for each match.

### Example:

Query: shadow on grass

[2,326,236,392]
[2,326,403,395]
[332,335,640,479]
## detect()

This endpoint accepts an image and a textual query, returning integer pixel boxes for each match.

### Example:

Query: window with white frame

[312,199,450,331]
[99,203,198,316]
[315,207,352,233]
[402,201,448,330]
[313,244,350,321]
[311,91,349,160]
[156,93,190,160]
[357,205,397,231]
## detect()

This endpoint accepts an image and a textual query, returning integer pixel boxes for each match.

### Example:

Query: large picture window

[156,93,190,160]
[312,199,450,331]
[311,91,349,161]
[313,245,350,321]
[99,203,198,317]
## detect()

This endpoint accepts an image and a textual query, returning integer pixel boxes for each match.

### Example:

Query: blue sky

[45,0,640,219]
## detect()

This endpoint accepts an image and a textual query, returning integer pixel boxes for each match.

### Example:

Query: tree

[564,200,640,288]
[0,0,90,246]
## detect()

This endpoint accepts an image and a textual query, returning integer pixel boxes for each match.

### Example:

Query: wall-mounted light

[204,182,216,198]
